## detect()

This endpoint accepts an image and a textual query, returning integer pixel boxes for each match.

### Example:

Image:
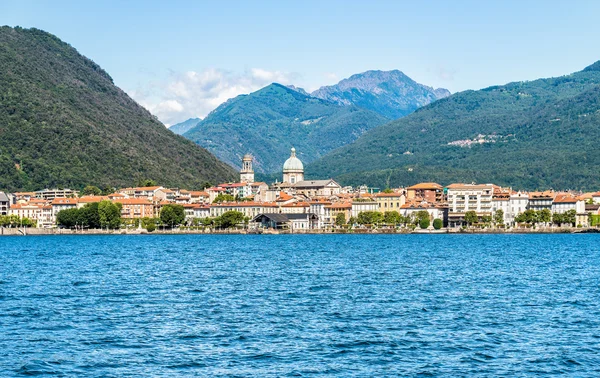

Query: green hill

[183,83,388,173]
[0,27,236,192]
[307,63,600,190]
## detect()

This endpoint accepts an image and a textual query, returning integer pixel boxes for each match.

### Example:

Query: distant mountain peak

[286,85,310,96]
[311,70,450,119]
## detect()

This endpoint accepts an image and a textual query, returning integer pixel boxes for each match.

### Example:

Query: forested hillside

[307,63,600,190]
[0,27,236,191]
[184,83,388,173]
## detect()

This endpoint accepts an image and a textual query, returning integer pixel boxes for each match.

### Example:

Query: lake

[1,234,599,376]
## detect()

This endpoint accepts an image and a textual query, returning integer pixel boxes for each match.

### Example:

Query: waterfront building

[8,203,53,227]
[0,192,9,215]
[374,191,406,213]
[251,213,318,231]
[351,199,379,218]
[527,191,555,211]
[240,154,255,183]
[400,201,447,224]
[552,194,585,214]
[406,183,444,203]
[51,198,78,220]
[282,147,304,184]
[446,183,494,227]
[115,198,155,219]
[210,201,278,219]
[325,202,352,225]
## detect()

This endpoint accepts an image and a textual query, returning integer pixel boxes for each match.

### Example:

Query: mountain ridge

[306,62,600,190]
[311,70,450,119]
[183,83,389,173]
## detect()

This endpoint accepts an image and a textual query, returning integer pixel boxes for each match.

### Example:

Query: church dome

[283,147,304,172]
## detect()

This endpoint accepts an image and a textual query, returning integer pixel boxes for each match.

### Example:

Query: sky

[2,0,600,126]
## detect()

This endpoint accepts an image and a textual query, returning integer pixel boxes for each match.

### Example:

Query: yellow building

[374,192,406,213]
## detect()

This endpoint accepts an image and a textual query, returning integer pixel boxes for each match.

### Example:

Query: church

[241,147,341,198]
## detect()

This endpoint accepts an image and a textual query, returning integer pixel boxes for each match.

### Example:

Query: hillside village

[1,147,599,232]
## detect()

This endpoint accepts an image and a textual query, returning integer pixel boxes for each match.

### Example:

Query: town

[1,147,599,233]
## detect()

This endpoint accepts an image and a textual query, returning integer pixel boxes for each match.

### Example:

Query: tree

[335,213,346,227]
[98,200,122,229]
[82,185,102,196]
[382,188,394,194]
[80,202,101,229]
[563,209,576,226]
[464,211,478,227]
[413,210,430,226]
[213,193,235,203]
[383,211,402,225]
[219,211,245,229]
[56,208,79,228]
[433,218,443,230]
[357,211,384,225]
[419,217,430,229]
[137,179,157,187]
[552,212,564,226]
[160,204,185,227]
[493,209,504,226]
[538,209,552,226]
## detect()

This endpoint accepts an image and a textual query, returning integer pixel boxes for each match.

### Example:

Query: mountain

[0,27,236,192]
[286,85,309,96]
[183,83,389,173]
[307,62,600,191]
[169,117,201,135]
[311,70,450,119]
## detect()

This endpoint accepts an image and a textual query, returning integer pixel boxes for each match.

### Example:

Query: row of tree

[0,215,36,227]
[56,201,122,229]
[339,211,443,230]
[513,209,577,226]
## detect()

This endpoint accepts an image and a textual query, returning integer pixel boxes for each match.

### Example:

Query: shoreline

[0,227,595,236]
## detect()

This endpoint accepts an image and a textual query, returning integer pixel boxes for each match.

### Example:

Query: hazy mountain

[169,117,201,135]
[307,62,600,190]
[0,27,236,191]
[312,70,450,119]
[183,83,388,173]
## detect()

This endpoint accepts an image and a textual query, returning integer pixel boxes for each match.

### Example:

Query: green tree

[219,211,245,229]
[213,193,235,203]
[413,210,430,226]
[56,208,79,228]
[335,212,347,227]
[82,185,102,196]
[357,211,384,225]
[80,202,101,229]
[160,204,186,227]
[419,217,430,229]
[137,179,157,187]
[493,209,504,226]
[538,209,552,225]
[98,200,122,229]
[464,211,478,227]
[382,188,394,194]
[563,210,576,226]
[552,212,564,226]
[433,218,443,230]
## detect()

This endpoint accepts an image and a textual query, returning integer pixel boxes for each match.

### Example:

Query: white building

[446,183,494,227]
[240,154,255,183]
[351,200,379,218]
[282,147,304,184]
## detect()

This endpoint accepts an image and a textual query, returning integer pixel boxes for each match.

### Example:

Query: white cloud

[128,68,299,126]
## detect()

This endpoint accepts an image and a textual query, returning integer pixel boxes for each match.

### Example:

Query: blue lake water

[1,234,599,376]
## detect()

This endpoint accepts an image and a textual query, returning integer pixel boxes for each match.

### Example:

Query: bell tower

[240,154,254,183]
